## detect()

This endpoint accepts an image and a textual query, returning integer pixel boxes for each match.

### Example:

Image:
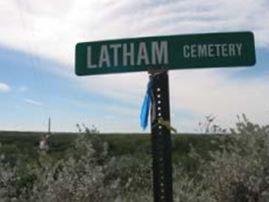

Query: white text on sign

[87,41,168,68]
[183,43,242,58]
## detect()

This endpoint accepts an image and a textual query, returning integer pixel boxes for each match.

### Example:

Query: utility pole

[48,117,51,134]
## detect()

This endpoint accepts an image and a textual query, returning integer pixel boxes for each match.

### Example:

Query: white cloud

[75,72,147,104]
[71,68,269,132]
[0,0,268,68]
[0,82,11,93]
[24,98,43,106]
[169,69,269,131]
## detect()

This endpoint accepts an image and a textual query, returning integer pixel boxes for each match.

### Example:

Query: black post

[150,71,173,202]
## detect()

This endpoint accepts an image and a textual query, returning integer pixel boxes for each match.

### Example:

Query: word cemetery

[183,43,243,58]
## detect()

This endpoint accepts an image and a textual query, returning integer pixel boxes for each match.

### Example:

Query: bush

[194,115,269,202]
[1,116,269,201]
[0,134,152,202]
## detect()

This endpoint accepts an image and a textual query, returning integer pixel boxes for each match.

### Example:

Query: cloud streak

[18,86,28,93]
[24,98,43,106]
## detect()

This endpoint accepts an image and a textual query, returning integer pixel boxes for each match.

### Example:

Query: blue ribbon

[140,80,153,130]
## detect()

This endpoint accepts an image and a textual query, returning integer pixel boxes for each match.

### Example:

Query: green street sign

[75,31,255,76]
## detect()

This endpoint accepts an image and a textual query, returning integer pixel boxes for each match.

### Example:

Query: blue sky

[0,0,268,132]
[0,46,140,132]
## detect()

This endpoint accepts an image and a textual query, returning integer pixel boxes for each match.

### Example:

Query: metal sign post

[150,71,173,202]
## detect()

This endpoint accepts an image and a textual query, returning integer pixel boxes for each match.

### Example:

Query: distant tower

[48,117,51,134]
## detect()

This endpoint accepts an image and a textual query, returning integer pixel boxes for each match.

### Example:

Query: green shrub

[194,115,269,202]
[1,116,269,201]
